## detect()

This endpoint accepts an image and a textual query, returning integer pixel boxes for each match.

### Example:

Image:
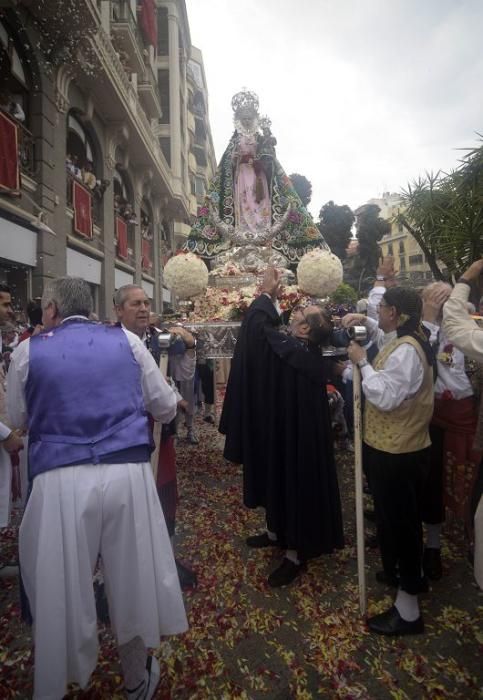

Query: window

[66,113,97,174]
[0,20,29,123]
[157,7,169,55]
[399,256,406,271]
[158,69,170,124]
[409,254,423,265]
[387,242,393,256]
[398,240,405,254]
[195,176,205,196]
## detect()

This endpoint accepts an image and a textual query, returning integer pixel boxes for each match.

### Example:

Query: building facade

[0,0,216,317]
[368,193,437,288]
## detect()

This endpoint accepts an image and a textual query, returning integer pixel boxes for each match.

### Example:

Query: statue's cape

[185,132,327,262]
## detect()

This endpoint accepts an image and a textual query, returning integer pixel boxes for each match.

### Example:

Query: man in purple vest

[7,277,188,700]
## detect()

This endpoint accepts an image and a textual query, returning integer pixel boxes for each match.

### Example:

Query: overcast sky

[185,0,483,218]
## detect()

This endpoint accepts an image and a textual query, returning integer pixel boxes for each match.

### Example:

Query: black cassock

[219,295,344,560]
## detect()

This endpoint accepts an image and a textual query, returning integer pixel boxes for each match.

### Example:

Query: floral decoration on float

[296,249,343,298]
[163,252,209,300]
[189,283,311,322]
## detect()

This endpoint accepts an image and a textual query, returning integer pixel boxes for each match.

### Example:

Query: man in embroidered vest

[443,257,483,590]
[343,287,435,636]
[6,277,188,700]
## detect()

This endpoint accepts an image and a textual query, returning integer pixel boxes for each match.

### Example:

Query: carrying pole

[352,363,367,616]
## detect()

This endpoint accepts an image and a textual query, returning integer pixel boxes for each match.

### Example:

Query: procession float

[162,89,343,358]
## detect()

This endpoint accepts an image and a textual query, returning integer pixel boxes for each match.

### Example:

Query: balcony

[66,173,101,234]
[110,0,146,76]
[18,123,35,179]
[137,63,162,119]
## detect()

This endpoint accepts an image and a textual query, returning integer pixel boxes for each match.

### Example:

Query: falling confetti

[0,394,482,698]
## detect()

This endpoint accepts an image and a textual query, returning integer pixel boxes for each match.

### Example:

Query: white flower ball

[296,249,343,297]
[163,252,209,300]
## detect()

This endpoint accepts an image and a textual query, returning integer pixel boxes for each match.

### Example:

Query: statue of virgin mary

[186,89,327,270]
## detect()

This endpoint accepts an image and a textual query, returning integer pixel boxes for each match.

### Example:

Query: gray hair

[113,284,145,307]
[42,277,93,319]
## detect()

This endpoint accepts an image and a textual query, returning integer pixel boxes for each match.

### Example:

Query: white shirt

[359,317,425,412]
[7,319,178,430]
[443,283,483,363]
[423,320,473,400]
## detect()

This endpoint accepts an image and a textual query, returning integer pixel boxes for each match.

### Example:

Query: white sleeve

[360,343,425,411]
[0,422,11,440]
[6,340,30,431]
[367,286,385,321]
[443,283,483,362]
[123,329,178,423]
[365,316,385,349]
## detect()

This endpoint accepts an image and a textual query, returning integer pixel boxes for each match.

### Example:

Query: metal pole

[353,363,367,616]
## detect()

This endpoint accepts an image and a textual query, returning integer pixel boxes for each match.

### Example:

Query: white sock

[425,523,442,549]
[394,589,420,622]
[266,529,277,541]
[285,549,300,565]
[119,636,147,692]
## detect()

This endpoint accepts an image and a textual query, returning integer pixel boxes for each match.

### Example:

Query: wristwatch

[357,359,369,369]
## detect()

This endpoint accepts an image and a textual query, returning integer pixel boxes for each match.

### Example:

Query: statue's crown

[231,89,259,119]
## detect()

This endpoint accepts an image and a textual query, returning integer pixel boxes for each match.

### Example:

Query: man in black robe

[219,269,344,587]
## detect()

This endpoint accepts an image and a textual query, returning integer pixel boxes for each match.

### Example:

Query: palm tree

[398,139,483,281]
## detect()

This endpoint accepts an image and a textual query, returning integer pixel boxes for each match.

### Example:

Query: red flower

[441,389,454,400]
[443,344,453,354]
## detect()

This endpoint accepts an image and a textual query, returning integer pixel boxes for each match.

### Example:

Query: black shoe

[423,547,442,581]
[368,605,424,636]
[203,415,215,424]
[267,558,306,588]
[175,559,198,590]
[364,509,376,523]
[246,532,280,548]
[375,570,400,587]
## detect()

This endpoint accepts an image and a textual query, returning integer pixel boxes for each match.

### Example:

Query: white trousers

[20,462,188,700]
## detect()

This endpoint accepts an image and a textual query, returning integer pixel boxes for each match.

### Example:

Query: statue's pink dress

[234,135,271,235]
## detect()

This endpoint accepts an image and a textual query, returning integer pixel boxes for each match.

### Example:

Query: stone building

[369,193,438,287]
[0,0,216,317]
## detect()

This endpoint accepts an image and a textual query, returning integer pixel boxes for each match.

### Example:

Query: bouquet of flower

[163,252,209,300]
[297,250,343,297]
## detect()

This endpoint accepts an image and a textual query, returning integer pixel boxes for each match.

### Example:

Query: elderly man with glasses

[342,286,435,637]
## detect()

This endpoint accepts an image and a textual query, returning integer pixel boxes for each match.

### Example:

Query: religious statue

[186,89,328,275]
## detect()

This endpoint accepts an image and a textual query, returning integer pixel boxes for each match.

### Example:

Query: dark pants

[364,443,430,595]
[421,423,445,524]
[197,362,214,404]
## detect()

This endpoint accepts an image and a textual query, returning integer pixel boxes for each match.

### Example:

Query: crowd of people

[0,258,482,698]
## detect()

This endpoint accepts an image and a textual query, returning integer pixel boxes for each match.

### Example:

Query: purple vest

[26,321,152,478]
